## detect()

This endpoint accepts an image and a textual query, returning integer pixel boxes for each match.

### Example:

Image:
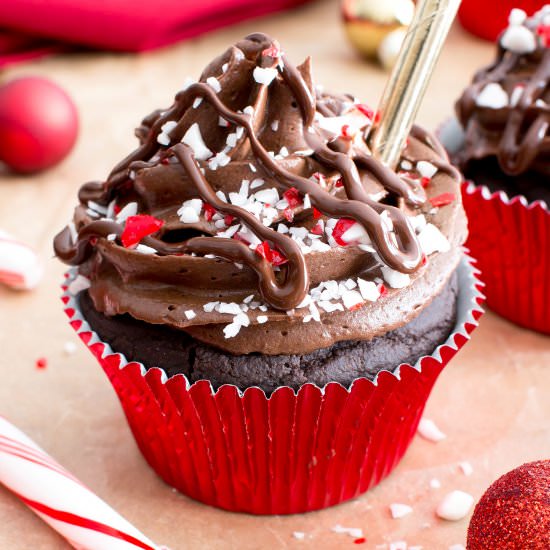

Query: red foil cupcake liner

[439,117,550,335]
[458,1,547,42]
[462,183,550,334]
[62,256,483,515]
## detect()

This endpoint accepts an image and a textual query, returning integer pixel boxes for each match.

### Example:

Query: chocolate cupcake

[443,7,550,334]
[55,34,482,513]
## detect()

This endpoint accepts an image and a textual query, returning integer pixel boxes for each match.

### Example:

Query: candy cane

[0,416,161,550]
[0,230,42,290]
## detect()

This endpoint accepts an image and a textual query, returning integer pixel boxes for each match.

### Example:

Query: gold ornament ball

[342,0,415,68]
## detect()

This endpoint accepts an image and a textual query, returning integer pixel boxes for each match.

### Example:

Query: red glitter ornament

[0,76,78,173]
[467,460,550,549]
[121,215,164,248]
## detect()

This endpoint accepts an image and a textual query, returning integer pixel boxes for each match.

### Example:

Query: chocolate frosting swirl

[54,33,465,355]
[455,8,550,177]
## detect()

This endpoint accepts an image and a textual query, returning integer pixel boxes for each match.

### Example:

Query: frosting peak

[54,33,464,353]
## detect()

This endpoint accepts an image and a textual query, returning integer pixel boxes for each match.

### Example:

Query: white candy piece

[418,418,446,442]
[509,8,527,26]
[501,24,536,54]
[381,266,410,289]
[418,224,450,255]
[475,83,508,109]
[389,503,413,519]
[436,490,475,521]
[253,66,279,86]
[416,160,438,179]
[0,416,160,550]
[0,232,43,290]
[181,123,213,161]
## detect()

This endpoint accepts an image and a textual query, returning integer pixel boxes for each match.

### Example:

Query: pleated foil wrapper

[440,117,550,335]
[61,255,483,514]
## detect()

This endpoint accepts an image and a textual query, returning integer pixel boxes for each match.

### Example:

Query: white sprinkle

[249,163,257,173]
[63,341,77,355]
[279,146,289,157]
[390,503,413,519]
[182,123,213,160]
[217,302,243,315]
[67,221,78,244]
[475,83,508,109]
[209,151,231,170]
[178,206,200,224]
[87,201,108,216]
[430,478,441,489]
[250,178,265,190]
[458,462,473,476]
[357,278,379,302]
[182,77,195,90]
[418,224,450,255]
[271,120,279,132]
[401,160,413,170]
[223,322,242,338]
[135,244,156,254]
[303,194,311,209]
[203,302,219,313]
[254,187,279,204]
[157,132,170,146]
[226,132,238,147]
[416,160,438,179]
[510,85,525,107]
[216,190,227,203]
[222,62,229,73]
[180,198,203,216]
[184,310,196,320]
[418,418,446,442]
[331,525,363,538]
[509,8,527,25]
[253,66,278,86]
[243,294,254,304]
[381,266,411,289]
[501,24,536,54]
[206,76,221,93]
[115,202,138,224]
[68,275,91,296]
[257,315,268,324]
[436,491,474,521]
[192,97,203,109]
[341,290,364,310]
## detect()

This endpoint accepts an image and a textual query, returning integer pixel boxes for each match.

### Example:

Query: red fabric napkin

[0,0,312,66]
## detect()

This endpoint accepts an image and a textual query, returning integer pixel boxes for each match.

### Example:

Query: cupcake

[55,33,482,513]
[444,6,550,334]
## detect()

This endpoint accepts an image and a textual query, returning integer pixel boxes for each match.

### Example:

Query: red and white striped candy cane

[0,231,42,290]
[0,416,161,550]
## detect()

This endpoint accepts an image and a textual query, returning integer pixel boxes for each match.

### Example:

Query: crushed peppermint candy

[381,266,411,289]
[416,160,438,179]
[182,123,213,160]
[458,461,473,476]
[389,503,413,519]
[475,83,508,109]
[331,525,364,538]
[184,310,196,320]
[121,215,164,248]
[501,13,537,53]
[206,76,221,93]
[253,66,279,86]
[418,418,446,442]
[292,532,305,540]
[436,490,474,521]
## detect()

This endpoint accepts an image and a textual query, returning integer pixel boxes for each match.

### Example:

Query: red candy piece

[355,103,374,119]
[332,218,356,246]
[429,192,456,207]
[283,207,295,222]
[341,124,351,138]
[121,215,164,248]
[255,241,288,266]
[312,172,326,186]
[283,187,302,208]
[36,357,47,369]
[313,207,322,220]
[262,40,282,59]
[378,283,387,297]
[421,177,431,188]
[311,222,323,235]
[203,203,217,221]
[224,214,235,226]
[0,76,78,173]
[537,24,550,47]
[335,177,344,188]
[354,538,367,545]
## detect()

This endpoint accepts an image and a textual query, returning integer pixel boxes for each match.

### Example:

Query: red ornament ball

[467,460,550,549]
[0,76,78,173]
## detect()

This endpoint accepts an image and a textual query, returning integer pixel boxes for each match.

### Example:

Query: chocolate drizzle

[55,33,457,311]
[456,13,550,177]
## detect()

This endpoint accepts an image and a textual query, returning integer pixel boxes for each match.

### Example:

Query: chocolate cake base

[463,157,550,205]
[79,272,458,392]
